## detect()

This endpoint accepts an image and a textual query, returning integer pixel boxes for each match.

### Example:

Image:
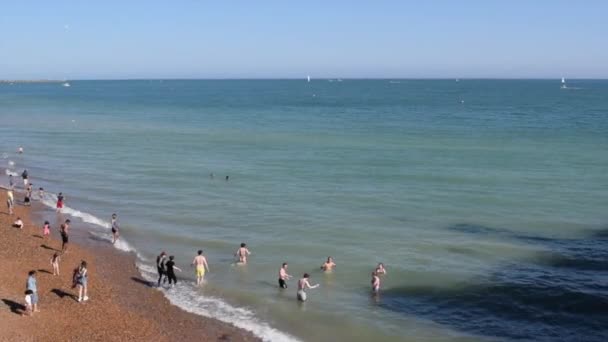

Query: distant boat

[307,75,311,83]
[561,77,567,89]
[455,78,460,82]
[62,82,71,87]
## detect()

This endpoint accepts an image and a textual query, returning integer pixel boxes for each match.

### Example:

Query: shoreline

[0,189,260,341]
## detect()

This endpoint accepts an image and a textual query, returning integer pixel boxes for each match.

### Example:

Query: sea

[1,79,607,342]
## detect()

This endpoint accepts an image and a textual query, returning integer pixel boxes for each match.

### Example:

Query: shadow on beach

[1,298,25,315]
[40,244,57,251]
[51,288,77,301]
[131,277,155,288]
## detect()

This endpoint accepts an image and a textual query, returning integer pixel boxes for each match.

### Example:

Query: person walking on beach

[21,169,28,187]
[110,213,120,244]
[6,189,14,215]
[75,261,89,302]
[278,263,292,289]
[23,290,34,316]
[56,192,65,213]
[235,243,251,264]
[60,219,70,253]
[192,250,209,286]
[165,256,182,288]
[321,257,336,272]
[156,251,168,287]
[51,252,61,276]
[42,221,51,239]
[297,273,319,302]
[26,271,40,313]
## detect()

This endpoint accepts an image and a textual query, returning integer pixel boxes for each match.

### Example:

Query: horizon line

[2,77,607,82]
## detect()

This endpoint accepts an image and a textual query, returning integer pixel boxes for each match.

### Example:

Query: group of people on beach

[4,163,91,317]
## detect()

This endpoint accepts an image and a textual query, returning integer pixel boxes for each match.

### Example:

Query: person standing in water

[278,263,292,289]
[9,175,14,189]
[297,273,319,302]
[60,219,71,253]
[235,243,251,264]
[375,263,387,275]
[191,250,209,286]
[156,252,168,287]
[165,256,182,288]
[371,271,380,294]
[110,213,120,244]
[320,257,336,272]
[56,192,65,213]
[21,169,28,187]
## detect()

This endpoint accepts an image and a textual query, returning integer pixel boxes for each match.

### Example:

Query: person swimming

[297,273,319,302]
[320,257,336,272]
[235,243,251,264]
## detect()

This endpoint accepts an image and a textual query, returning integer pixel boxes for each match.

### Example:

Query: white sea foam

[5,169,18,177]
[39,193,140,257]
[136,262,300,342]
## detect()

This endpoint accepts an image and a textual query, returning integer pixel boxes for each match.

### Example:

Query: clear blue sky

[1,1,607,79]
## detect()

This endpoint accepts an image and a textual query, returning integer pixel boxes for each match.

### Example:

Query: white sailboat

[307,75,311,83]
[62,81,71,87]
[561,77,566,89]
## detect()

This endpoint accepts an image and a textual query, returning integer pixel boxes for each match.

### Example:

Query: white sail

[307,75,311,82]
[561,77,565,84]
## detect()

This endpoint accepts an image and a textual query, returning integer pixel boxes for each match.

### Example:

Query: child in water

[321,257,336,271]
[235,243,251,264]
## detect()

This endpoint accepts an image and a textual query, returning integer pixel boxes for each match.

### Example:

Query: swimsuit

[43,225,50,235]
[279,278,287,289]
[196,265,205,277]
[297,290,307,301]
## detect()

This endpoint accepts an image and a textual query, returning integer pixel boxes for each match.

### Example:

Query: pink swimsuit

[43,224,50,236]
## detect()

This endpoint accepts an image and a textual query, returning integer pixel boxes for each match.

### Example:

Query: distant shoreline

[0,80,65,84]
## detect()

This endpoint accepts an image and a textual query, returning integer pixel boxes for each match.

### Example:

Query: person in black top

[164,255,182,288]
[156,252,168,287]
[21,169,29,187]
[60,219,71,253]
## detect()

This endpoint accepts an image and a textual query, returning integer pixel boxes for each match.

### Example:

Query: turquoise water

[2,80,608,341]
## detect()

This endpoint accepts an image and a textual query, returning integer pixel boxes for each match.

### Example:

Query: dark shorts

[157,267,165,275]
[111,228,117,234]
[61,233,68,243]
[278,278,287,289]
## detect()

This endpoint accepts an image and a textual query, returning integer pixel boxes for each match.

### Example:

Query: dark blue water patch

[381,276,608,341]
[389,224,608,341]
